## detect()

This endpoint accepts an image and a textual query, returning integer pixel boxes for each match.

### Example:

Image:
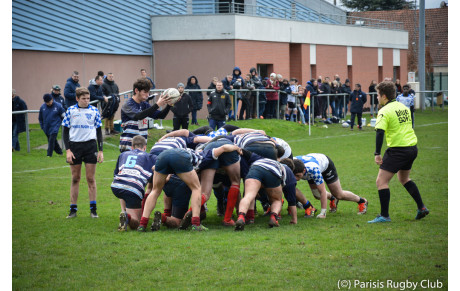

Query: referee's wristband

[374,152,381,156]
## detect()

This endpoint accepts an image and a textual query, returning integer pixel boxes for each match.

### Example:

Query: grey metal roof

[12,0,154,55]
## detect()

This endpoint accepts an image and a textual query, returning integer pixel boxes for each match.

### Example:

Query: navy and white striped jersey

[234,132,272,148]
[282,164,297,206]
[251,158,287,186]
[111,149,156,199]
[294,153,329,185]
[239,149,264,179]
[150,134,197,156]
[61,104,102,142]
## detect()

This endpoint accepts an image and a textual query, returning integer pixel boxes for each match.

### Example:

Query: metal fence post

[256,90,259,119]
[25,112,30,153]
[311,95,315,125]
[327,94,330,118]
[276,90,280,119]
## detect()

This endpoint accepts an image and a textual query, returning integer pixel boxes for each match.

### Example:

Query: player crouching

[111,135,156,231]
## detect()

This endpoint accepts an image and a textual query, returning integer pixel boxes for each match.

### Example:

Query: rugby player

[294,154,368,218]
[62,87,103,218]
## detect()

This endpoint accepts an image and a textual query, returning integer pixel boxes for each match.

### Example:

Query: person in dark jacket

[279,78,290,120]
[186,75,203,126]
[320,77,332,120]
[88,75,108,104]
[207,81,231,130]
[12,89,27,151]
[340,79,352,118]
[51,85,66,110]
[102,73,120,135]
[39,94,65,157]
[64,71,80,108]
[330,80,340,117]
[249,67,262,119]
[304,79,318,123]
[171,83,193,131]
[207,77,218,97]
[349,84,367,130]
[368,80,378,117]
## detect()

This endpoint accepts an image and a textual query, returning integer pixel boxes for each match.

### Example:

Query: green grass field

[12,110,448,290]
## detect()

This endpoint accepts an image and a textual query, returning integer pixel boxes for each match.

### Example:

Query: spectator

[279,77,290,120]
[64,71,80,108]
[89,71,104,86]
[249,67,262,119]
[285,78,297,122]
[88,75,108,104]
[330,80,340,117]
[102,73,120,135]
[304,79,318,123]
[368,80,378,117]
[349,83,367,131]
[314,77,323,118]
[396,84,415,128]
[207,81,231,130]
[39,94,65,157]
[340,79,352,118]
[408,84,415,95]
[140,69,155,89]
[239,73,255,120]
[186,75,203,126]
[12,89,27,152]
[207,77,218,97]
[320,77,331,120]
[50,85,66,110]
[258,79,267,119]
[265,73,280,119]
[171,83,193,131]
[395,79,402,95]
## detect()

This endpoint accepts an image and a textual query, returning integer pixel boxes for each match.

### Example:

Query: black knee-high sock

[404,180,425,209]
[378,189,390,217]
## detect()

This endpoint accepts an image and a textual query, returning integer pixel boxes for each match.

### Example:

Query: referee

[62,87,104,218]
[368,81,429,223]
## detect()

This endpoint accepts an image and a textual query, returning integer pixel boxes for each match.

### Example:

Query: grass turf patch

[13,110,448,290]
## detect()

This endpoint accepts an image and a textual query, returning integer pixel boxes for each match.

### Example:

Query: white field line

[285,121,447,143]
[13,121,447,174]
[13,159,117,174]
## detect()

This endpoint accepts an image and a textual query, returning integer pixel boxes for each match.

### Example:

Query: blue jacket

[231,66,245,87]
[146,77,155,89]
[39,101,65,135]
[350,90,367,113]
[64,77,80,108]
[306,81,318,96]
[51,92,66,110]
[88,84,104,102]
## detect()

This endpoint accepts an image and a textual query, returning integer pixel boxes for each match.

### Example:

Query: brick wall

[315,45,348,83]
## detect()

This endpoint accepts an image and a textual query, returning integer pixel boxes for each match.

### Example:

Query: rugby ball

[163,88,181,105]
[342,122,350,128]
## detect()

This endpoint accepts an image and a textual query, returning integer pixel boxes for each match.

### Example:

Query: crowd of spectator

[12,66,422,154]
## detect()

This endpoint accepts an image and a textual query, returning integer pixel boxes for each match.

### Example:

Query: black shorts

[111,188,142,209]
[69,140,97,165]
[287,102,296,109]
[380,146,418,173]
[155,149,193,175]
[308,156,339,185]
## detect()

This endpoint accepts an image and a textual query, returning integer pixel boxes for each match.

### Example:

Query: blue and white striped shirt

[61,104,102,142]
[251,158,287,186]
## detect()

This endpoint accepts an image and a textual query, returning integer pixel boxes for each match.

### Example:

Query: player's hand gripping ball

[162,88,181,105]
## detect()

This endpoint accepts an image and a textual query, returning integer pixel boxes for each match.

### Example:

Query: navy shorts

[245,143,277,160]
[204,139,240,169]
[163,176,191,219]
[246,165,281,188]
[111,187,142,209]
[308,156,339,185]
[69,140,97,165]
[155,149,193,175]
[380,146,418,173]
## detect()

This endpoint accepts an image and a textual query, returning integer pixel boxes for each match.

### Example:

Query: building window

[393,66,400,81]
[257,64,273,80]
[378,66,383,82]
